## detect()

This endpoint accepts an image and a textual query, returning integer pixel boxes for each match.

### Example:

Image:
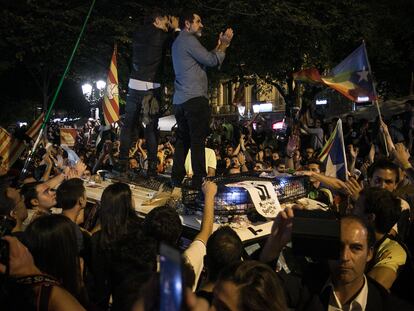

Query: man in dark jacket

[260,210,413,310]
[118,10,178,176]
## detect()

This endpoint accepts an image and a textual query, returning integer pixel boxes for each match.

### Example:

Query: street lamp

[81,80,106,119]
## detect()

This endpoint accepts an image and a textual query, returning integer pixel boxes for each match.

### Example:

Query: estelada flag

[103,44,119,125]
[293,43,377,102]
[0,113,45,169]
[318,119,348,181]
[321,43,376,102]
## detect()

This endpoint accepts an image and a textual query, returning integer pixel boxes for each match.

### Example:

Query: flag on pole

[232,82,245,107]
[293,43,377,102]
[26,112,45,139]
[321,43,376,102]
[292,68,322,84]
[103,45,120,125]
[318,119,348,181]
[0,113,45,169]
[0,128,13,168]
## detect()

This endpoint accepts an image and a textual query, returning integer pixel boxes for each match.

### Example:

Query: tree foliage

[1,0,413,125]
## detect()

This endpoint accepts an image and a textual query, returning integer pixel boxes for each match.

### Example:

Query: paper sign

[227,181,281,218]
[60,128,77,147]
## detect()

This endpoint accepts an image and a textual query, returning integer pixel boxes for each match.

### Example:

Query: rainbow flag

[292,68,322,84]
[103,45,120,125]
[293,43,376,103]
[318,119,348,181]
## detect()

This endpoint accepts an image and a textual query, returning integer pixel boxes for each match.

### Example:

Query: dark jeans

[172,97,211,187]
[119,88,160,166]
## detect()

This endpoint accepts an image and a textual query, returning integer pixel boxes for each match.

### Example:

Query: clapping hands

[219,28,234,46]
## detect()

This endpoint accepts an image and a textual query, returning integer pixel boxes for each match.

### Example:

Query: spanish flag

[0,112,45,169]
[103,45,120,125]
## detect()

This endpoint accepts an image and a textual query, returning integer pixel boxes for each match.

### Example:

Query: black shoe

[182,178,202,191]
[112,160,128,176]
[146,168,158,178]
[147,161,158,178]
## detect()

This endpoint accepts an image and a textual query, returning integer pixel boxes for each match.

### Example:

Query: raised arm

[380,120,396,155]
[194,181,217,244]
[296,170,346,190]
[393,143,414,183]
[260,207,295,263]
[0,236,86,311]
[187,28,233,67]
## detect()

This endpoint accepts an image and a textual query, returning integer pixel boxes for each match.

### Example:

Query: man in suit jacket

[260,210,412,310]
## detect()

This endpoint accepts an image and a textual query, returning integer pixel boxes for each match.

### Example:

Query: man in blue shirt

[171,11,233,189]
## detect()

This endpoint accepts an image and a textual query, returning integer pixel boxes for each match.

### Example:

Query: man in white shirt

[184,147,216,177]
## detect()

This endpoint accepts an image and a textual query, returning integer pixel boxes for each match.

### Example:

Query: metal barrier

[182,173,309,219]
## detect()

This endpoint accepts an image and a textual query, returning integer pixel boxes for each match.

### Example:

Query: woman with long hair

[90,182,156,309]
[24,214,88,307]
[97,182,140,249]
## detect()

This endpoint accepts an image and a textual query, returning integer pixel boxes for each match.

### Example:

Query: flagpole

[20,0,97,179]
[362,40,389,156]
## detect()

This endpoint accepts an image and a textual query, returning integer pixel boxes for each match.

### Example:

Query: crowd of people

[1,7,414,311]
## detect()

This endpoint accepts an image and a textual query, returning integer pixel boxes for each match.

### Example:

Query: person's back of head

[109,229,158,292]
[144,8,166,25]
[56,178,85,211]
[24,214,82,300]
[143,205,182,247]
[205,226,243,283]
[215,260,287,311]
[111,271,153,311]
[358,187,402,234]
[99,182,139,246]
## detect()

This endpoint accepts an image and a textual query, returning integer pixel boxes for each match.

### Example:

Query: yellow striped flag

[0,113,45,169]
[103,45,120,125]
[0,128,13,168]
[26,112,45,139]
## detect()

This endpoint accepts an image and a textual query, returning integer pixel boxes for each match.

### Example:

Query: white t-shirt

[184,148,217,176]
[184,239,206,291]
[392,198,410,233]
